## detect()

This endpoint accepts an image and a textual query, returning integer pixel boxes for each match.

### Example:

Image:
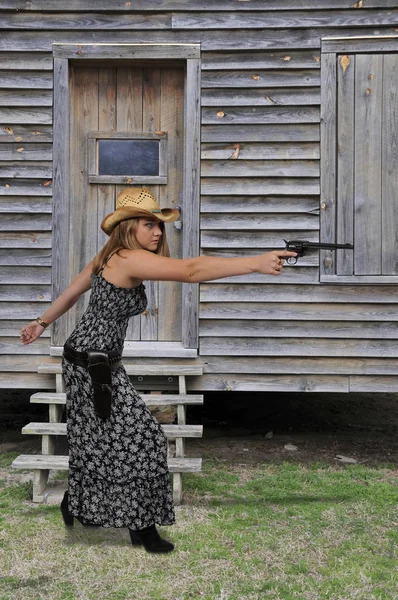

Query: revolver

[284,240,354,265]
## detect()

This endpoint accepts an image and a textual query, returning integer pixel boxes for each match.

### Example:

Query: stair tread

[22,422,203,437]
[12,454,202,473]
[30,392,203,405]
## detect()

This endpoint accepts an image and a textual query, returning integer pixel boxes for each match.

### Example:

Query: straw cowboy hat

[101,188,180,235]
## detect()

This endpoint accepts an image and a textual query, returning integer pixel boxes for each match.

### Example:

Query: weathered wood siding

[1,1,398,391]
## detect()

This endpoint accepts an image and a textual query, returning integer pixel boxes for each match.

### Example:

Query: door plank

[354,54,383,275]
[381,54,398,275]
[70,66,99,328]
[158,67,184,342]
[336,53,354,275]
[116,66,143,341]
[142,67,161,341]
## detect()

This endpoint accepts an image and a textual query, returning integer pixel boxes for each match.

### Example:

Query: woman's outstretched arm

[20,261,94,345]
[125,249,297,283]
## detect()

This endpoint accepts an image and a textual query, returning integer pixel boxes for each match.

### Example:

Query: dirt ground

[1,390,398,469]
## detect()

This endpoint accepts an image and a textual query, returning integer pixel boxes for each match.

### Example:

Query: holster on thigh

[87,350,113,419]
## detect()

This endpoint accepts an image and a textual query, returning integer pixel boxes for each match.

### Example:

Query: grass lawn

[0,450,397,600]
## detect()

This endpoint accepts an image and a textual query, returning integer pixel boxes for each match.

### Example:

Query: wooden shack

[2,1,398,395]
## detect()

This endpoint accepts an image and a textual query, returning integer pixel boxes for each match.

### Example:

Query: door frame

[52,43,201,355]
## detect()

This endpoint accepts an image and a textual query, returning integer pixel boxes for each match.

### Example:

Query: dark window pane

[98,140,159,176]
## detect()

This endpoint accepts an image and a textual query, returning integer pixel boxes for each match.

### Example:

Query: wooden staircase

[12,363,204,505]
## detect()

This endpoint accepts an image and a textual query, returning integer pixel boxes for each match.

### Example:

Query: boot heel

[60,491,74,527]
[128,530,143,546]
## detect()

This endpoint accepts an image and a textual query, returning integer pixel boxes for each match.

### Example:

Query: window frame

[320,35,398,284]
[88,130,168,185]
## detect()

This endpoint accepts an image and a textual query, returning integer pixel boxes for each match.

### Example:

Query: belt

[63,343,122,369]
[63,343,122,419]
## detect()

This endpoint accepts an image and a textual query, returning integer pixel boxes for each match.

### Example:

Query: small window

[88,131,167,185]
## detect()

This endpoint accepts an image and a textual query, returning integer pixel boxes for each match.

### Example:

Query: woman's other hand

[20,321,46,345]
[258,250,298,275]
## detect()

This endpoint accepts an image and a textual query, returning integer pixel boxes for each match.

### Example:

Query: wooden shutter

[321,37,398,283]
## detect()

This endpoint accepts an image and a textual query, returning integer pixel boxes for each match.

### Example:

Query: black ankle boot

[60,491,100,528]
[129,525,174,553]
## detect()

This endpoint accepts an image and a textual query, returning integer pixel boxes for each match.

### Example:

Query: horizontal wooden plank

[0,180,52,195]
[0,52,53,70]
[0,107,52,125]
[0,1,393,10]
[200,337,398,357]
[0,301,50,319]
[0,266,50,284]
[0,354,58,371]
[349,376,398,393]
[202,50,321,70]
[38,364,203,376]
[322,275,398,284]
[89,175,167,185]
[173,11,398,29]
[200,284,398,303]
[0,125,52,143]
[202,159,319,177]
[322,36,398,54]
[0,144,52,160]
[0,71,53,89]
[212,269,319,284]
[12,454,202,473]
[0,162,52,178]
[22,422,203,438]
[0,248,51,266]
[31,390,203,403]
[0,372,54,388]
[0,13,171,29]
[1,214,51,229]
[0,335,49,354]
[1,28,394,52]
[200,356,398,376]
[202,70,319,88]
[201,177,320,195]
[0,90,53,107]
[202,106,319,125]
[200,320,398,339]
[200,195,320,212]
[201,230,318,249]
[188,374,349,392]
[0,320,50,337]
[0,196,52,212]
[202,248,318,267]
[51,342,198,359]
[201,213,318,230]
[201,124,319,142]
[53,42,200,60]
[0,285,50,301]
[199,302,398,322]
[0,232,51,247]
[202,88,320,106]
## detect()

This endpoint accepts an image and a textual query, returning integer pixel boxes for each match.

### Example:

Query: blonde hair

[92,218,170,275]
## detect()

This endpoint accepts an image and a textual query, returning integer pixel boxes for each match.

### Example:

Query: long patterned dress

[62,264,175,529]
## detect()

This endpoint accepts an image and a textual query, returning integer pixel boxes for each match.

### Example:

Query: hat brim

[101,206,180,235]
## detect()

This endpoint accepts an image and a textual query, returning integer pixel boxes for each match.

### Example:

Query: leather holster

[87,350,113,419]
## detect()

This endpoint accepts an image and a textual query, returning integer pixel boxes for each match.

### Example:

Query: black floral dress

[62,262,175,529]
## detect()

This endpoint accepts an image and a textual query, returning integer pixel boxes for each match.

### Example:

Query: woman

[20,188,296,553]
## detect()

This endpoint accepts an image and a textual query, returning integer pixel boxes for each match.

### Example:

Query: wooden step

[12,454,202,473]
[22,422,203,438]
[30,391,204,406]
[38,363,203,376]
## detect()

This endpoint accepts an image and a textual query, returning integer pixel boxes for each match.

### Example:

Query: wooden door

[70,62,184,343]
[321,38,398,283]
